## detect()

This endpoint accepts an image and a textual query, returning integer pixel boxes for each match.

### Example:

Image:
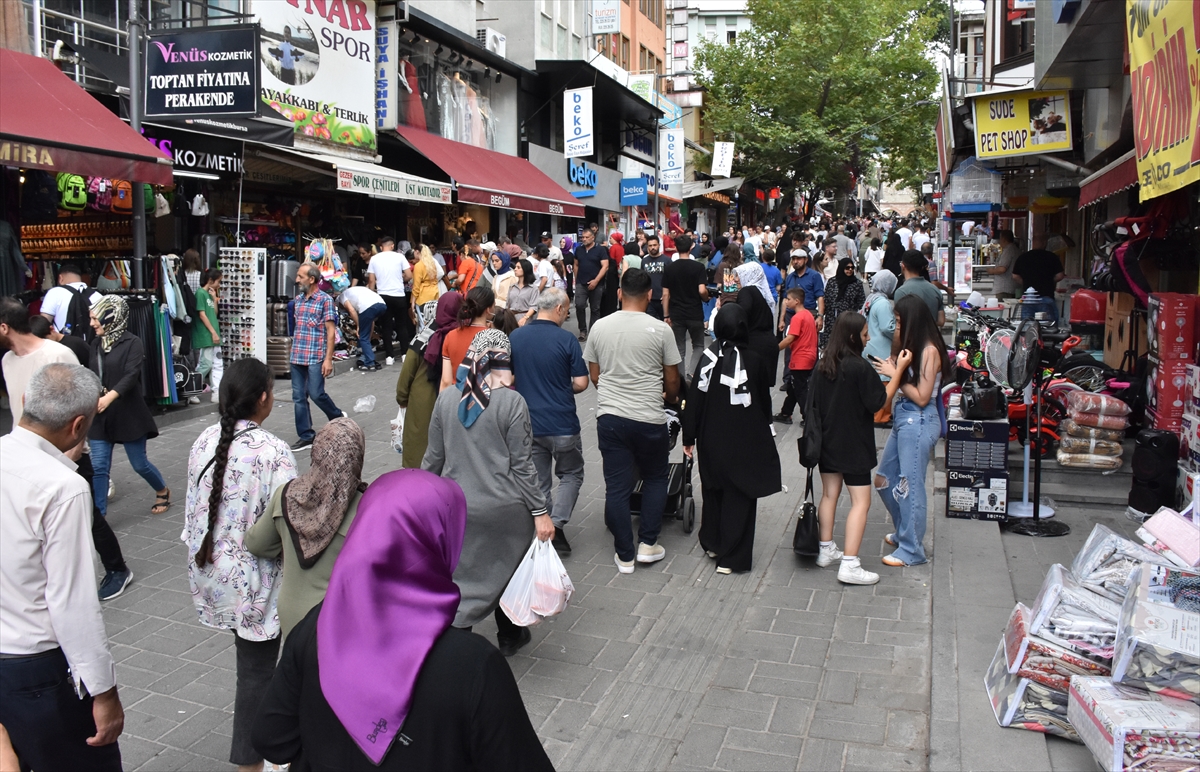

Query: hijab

[741,241,757,262]
[562,235,575,253]
[863,269,898,315]
[455,328,513,428]
[283,418,367,569]
[317,469,467,765]
[410,300,440,350]
[91,294,129,353]
[833,257,858,291]
[698,303,751,407]
[733,261,777,317]
[423,292,463,371]
[882,232,905,276]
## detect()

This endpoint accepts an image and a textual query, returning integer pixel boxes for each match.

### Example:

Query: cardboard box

[946,416,1010,471]
[946,469,1009,520]
[1182,411,1200,471]
[1179,465,1199,523]
[1103,307,1145,371]
[1147,293,1196,360]
[1186,363,1200,413]
[1148,407,1183,433]
[1107,291,1136,318]
[1146,355,1189,419]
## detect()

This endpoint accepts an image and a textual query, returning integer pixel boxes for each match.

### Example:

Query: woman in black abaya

[737,288,780,407]
[682,304,781,575]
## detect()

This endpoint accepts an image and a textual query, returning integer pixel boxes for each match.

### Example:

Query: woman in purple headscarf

[251,469,553,770]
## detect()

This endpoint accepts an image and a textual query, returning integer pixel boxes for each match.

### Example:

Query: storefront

[682,177,741,241]
[617,156,682,235]
[527,143,623,237]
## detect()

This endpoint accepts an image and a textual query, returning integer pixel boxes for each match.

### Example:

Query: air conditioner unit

[476,27,507,58]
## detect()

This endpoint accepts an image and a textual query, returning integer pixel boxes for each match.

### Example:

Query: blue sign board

[568,158,597,198]
[619,178,648,206]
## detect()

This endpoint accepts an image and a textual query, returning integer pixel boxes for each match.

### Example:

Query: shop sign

[619,177,648,206]
[971,89,1072,159]
[591,0,621,34]
[627,75,653,102]
[564,87,594,158]
[711,140,734,177]
[336,167,452,203]
[658,128,683,183]
[0,140,174,185]
[144,26,259,118]
[1126,0,1200,201]
[702,190,730,206]
[621,125,655,164]
[255,0,377,157]
[567,158,598,198]
[141,128,243,174]
[375,20,397,131]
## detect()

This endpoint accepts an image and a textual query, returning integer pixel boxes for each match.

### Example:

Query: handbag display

[792,467,820,556]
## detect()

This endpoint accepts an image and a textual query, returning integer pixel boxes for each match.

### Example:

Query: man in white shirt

[895,220,914,251]
[833,224,858,262]
[530,244,556,291]
[38,264,101,338]
[338,285,388,371]
[742,225,764,258]
[0,362,124,770]
[910,223,931,253]
[367,235,413,366]
[1,296,79,425]
[541,231,563,262]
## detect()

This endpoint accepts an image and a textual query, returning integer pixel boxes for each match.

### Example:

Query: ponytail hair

[458,285,495,327]
[195,358,273,568]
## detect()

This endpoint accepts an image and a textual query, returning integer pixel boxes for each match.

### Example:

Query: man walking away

[367,235,412,365]
[38,263,100,341]
[584,269,681,574]
[339,284,387,371]
[572,228,610,340]
[1,296,79,426]
[510,288,589,556]
[661,234,709,381]
[640,234,669,320]
[290,264,345,451]
[1,363,125,770]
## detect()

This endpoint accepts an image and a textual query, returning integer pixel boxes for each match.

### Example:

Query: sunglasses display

[216,247,268,363]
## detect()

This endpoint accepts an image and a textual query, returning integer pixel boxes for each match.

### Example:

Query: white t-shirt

[39,283,99,333]
[911,232,930,252]
[2,339,78,425]
[896,227,913,250]
[367,250,411,297]
[864,247,885,274]
[340,285,385,314]
[531,257,555,290]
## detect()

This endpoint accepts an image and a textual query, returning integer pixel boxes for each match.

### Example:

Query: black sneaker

[773,413,792,424]
[356,364,373,372]
[552,526,572,556]
[291,438,313,452]
[497,626,532,657]
[98,569,132,601]
[371,362,383,371]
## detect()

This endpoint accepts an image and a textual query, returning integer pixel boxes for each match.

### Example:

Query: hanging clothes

[0,221,24,296]
[452,75,470,145]
[479,96,497,151]
[401,59,427,131]
[437,73,459,142]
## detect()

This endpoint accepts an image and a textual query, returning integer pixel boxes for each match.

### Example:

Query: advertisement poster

[936,246,974,294]
[711,140,734,177]
[1126,0,1200,201]
[254,0,376,157]
[659,128,683,184]
[564,87,593,158]
[145,26,258,118]
[591,0,621,34]
[971,89,1072,159]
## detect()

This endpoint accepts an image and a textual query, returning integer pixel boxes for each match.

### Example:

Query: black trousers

[76,454,128,574]
[698,484,758,573]
[379,294,412,358]
[0,648,123,772]
[780,368,812,419]
[231,634,280,766]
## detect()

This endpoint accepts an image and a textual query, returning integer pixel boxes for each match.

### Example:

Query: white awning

[682,176,744,199]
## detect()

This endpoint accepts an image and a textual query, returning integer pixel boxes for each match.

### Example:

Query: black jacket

[88,332,159,443]
[812,355,887,474]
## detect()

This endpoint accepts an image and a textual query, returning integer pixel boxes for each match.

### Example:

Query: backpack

[144,184,155,213]
[62,284,102,341]
[87,177,112,211]
[57,173,88,211]
[111,180,133,214]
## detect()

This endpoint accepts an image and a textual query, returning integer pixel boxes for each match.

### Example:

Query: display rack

[20,220,133,254]
[218,247,268,363]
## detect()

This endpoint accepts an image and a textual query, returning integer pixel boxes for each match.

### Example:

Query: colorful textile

[455,328,512,428]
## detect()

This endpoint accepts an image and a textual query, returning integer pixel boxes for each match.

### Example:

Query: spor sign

[971,89,1072,159]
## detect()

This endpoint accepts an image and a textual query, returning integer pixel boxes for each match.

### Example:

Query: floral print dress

[820,276,867,349]
[182,420,297,641]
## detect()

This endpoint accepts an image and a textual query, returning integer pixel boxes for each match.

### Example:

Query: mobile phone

[867,354,882,363]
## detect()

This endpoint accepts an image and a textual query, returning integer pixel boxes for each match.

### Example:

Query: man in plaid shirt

[290,264,345,451]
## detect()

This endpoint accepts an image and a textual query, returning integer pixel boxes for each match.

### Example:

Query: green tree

[695,0,940,212]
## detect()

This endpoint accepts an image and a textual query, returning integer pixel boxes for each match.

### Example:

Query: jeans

[356,302,387,366]
[290,363,343,443]
[875,397,939,565]
[77,453,127,573]
[531,434,586,527]
[702,295,717,323]
[673,319,707,381]
[0,648,123,772]
[780,368,812,418]
[379,294,412,358]
[89,437,166,518]
[196,345,223,392]
[1020,295,1060,325]
[231,633,280,766]
[575,281,603,333]
[597,414,669,562]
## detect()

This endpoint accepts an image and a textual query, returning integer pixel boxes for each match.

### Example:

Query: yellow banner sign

[972,89,1072,159]
[1127,0,1200,202]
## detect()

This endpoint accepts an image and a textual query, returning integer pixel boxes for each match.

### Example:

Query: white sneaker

[838,562,880,585]
[211,390,219,404]
[614,553,635,574]
[816,543,844,567]
[385,357,395,366]
[187,395,200,404]
[636,542,666,563]
[108,480,115,498]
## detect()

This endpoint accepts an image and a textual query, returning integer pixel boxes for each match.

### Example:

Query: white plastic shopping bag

[389,406,405,454]
[529,539,574,617]
[499,539,542,627]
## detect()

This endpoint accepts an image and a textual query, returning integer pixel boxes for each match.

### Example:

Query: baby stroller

[630,407,696,533]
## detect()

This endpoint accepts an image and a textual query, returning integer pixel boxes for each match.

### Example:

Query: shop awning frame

[1078,150,1138,207]
[393,127,586,217]
[264,148,453,205]
[682,177,744,199]
[0,48,172,185]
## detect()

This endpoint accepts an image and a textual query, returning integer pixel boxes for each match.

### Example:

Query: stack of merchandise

[1134,508,1200,569]
[1058,392,1130,470]
[1146,293,1197,435]
[1178,364,1199,516]
[984,523,1200,770]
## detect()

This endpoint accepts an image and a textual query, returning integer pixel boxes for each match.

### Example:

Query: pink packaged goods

[1067,676,1200,772]
[1066,391,1132,417]
[1142,510,1200,568]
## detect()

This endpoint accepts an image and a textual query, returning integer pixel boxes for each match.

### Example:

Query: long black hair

[195,358,273,568]
[458,285,495,326]
[516,258,535,288]
[818,311,866,380]
[892,294,951,387]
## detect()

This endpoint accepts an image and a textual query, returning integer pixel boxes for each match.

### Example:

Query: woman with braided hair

[182,358,297,772]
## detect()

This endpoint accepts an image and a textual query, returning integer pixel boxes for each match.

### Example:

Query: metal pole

[128,0,146,290]
[31,0,43,56]
[948,218,956,311]
[652,128,660,235]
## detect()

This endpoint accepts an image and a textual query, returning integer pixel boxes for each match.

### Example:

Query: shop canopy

[1078,150,1138,208]
[394,126,585,217]
[263,148,454,205]
[0,48,172,186]
[682,177,744,199]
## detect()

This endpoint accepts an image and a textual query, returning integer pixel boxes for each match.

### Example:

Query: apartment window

[558,23,568,56]
[639,0,663,28]
[540,0,553,49]
[727,30,736,43]
[1002,7,1035,62]
[620,35,631,69]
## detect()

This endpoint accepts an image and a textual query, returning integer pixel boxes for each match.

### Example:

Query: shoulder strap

[197,427,257,483]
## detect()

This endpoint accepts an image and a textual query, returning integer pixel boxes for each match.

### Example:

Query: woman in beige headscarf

[245,417,367,640]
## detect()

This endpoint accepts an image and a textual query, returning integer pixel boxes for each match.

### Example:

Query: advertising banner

[659,128,683,183]
[1126,0,1200,201]
[375,20,397,131]
[564,87,594,158]
[620,177,648,206]
[711,140,734,177]
[254,0,376,157]
[144,26,259,117]
[936,246,974,295]
[627,74,653,102]
[591,0,621,34]
[971,89,1072,159]
[336,167,451,204]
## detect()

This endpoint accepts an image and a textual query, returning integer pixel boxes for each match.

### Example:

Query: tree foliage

[695,0,941,205]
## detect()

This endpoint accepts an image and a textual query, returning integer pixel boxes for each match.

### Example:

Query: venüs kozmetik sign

[144,26,259,118]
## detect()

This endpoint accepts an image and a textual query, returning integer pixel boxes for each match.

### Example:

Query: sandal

[151,489,171,515]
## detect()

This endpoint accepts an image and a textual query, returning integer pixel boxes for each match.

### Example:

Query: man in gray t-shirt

[584,268,681,574]
[893,251,946,327]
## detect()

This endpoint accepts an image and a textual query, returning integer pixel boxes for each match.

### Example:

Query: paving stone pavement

[88,347,935,771]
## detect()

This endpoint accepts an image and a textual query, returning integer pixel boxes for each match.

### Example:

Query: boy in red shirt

[775,287,817,425]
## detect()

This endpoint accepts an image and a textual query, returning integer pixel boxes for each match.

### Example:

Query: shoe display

[614,553,635,574]
[98,569,133,601]
[497,626,532,657]
[838,562,880,585]
[773,413,792,424]
[552,527,572,555]
[291,439,313,451]
[636,542,666,563]
[816,543,844,567]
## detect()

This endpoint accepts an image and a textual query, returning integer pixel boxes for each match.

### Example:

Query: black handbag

[798,376,821,468]
[792,467,820,556]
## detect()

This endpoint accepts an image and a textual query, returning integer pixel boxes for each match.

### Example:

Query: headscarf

[698,303,751,407]
[283,418,366,569]
[423,292,463,371]
[882,232,905,276]
[493,252,512,274]
[833,257,857,291]
[317,469,467,765]
[742,241,758,262]
[91,294,129,353]
[733,261,776,317]
[863,269,898,315]
[410,300,439,350]
[455,329,512,428]
[562,235,575,253]
[737,287,780,387]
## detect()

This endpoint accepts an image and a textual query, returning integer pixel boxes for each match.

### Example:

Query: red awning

[1079,150,1138,207]
[394,126,585,217]
[0,48,172,185]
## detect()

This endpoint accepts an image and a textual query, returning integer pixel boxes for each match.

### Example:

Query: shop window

[1002,5,1035,63]
[393,38,498,151]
